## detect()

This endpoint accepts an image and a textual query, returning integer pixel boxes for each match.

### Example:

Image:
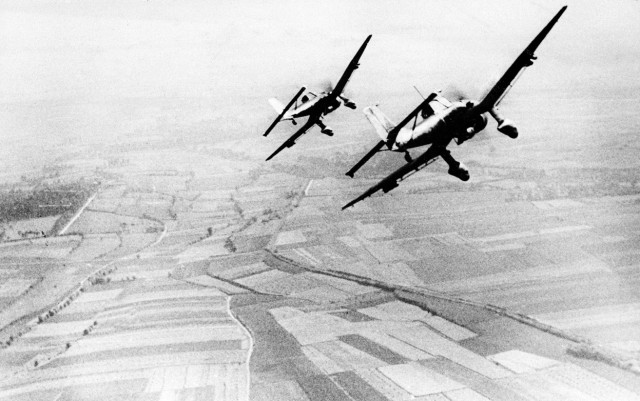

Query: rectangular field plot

[121,288,225,304]
[0,241,76,260]
[312,340,387,371]
[75,289,123,303]
[24,320,95,338]
[0,278,36,297]
[356,223,393,239]
[235,269,291,288]
[64,325,247,356]
[532,302,640,330]
[294,286,352,304]
[363,241,414,263]
[378,363,465,396]
[488,350,559,374]
[339,334,406,365]
[358,332,433,361]
[185,275,247,294]
[274,230,308,246]
[420,316,477,342]
[390,325,512,380]
[431,257,610,294]
[368,262,425,287]
[68,234,121,260]
[4,216,59,238]
[254,274,320,296]
[176,241,230,263]
[302,273,374,296]
[216,262,271,280]
[67,211,152,234]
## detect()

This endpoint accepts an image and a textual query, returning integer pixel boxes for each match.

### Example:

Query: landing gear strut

[441,149,470,181]
[317,120,334,136]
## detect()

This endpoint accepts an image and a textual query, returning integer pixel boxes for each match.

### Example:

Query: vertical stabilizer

[364,106,396,141]
[268,98,285,114]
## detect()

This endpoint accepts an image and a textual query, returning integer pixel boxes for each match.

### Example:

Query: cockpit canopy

[300,91,318,104]
[421,94,453,118]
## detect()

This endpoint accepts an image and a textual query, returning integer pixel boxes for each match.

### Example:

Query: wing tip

[341,201,355,211]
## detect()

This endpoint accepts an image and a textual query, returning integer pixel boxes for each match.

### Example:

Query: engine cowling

[448,162,470,181]
[325,98,341,114]
[496,119,518,139]
[466,114,488,136]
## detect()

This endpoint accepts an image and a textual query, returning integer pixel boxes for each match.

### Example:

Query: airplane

[263,34,372,161]
[342,6,567,210]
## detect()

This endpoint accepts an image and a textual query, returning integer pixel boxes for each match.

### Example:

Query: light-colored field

[1,216,60,240]
[24,320,95,338]
[216,262,271,281]
[0,236,81,260]
[274,230,307,246]
[378,363,465,396]
[176,240,230,263]
[67,234,121,261]
[0,278,36,298]
[66,211,155,235]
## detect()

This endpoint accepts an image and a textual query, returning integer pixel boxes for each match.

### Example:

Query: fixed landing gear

[317,120,334,136]
[441,149,470,181]
[339,95,356,110]
[404,151,413,163]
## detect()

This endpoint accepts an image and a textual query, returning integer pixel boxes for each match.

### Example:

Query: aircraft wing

[342,144,443,210]
[265,118,316,161]
[474,6,567,113]
[263,86,306,137]
[329,35,372,99]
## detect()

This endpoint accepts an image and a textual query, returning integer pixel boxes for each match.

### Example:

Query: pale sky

[0,0,638,171]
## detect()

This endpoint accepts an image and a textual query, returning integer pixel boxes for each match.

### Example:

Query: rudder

[363,106,396,141]
[268,98,285,114]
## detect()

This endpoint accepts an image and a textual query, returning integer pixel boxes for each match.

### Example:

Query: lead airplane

[263,35,372,161]
[342,6,566,210]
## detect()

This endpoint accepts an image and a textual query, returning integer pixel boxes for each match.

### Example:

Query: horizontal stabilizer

[268,98,285,114]
[364,106,395,141]
[263,86,306,137]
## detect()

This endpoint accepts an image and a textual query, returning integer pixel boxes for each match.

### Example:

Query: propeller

[317,78,354,99]
[442,84,501,145]
[318,79,334,94]
[441,84,473,103]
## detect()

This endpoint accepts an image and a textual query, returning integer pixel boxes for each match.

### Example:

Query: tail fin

[268,98,285,114]
[363,105,395,141]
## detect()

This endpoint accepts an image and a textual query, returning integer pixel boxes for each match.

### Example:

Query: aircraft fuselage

[394,102,480,150]
[285,95,341,120]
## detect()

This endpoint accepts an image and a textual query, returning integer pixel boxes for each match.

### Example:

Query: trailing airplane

[263,35,372,161]
[342,6,567,210]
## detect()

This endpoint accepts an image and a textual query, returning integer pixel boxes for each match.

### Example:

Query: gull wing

[342,144,443,210]
[263,86,306,137]
[474,6,567,113]
[328,35,372,99]
[265,118,316,161]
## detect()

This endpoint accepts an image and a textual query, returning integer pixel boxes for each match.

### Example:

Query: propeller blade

[318,79,334,94]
